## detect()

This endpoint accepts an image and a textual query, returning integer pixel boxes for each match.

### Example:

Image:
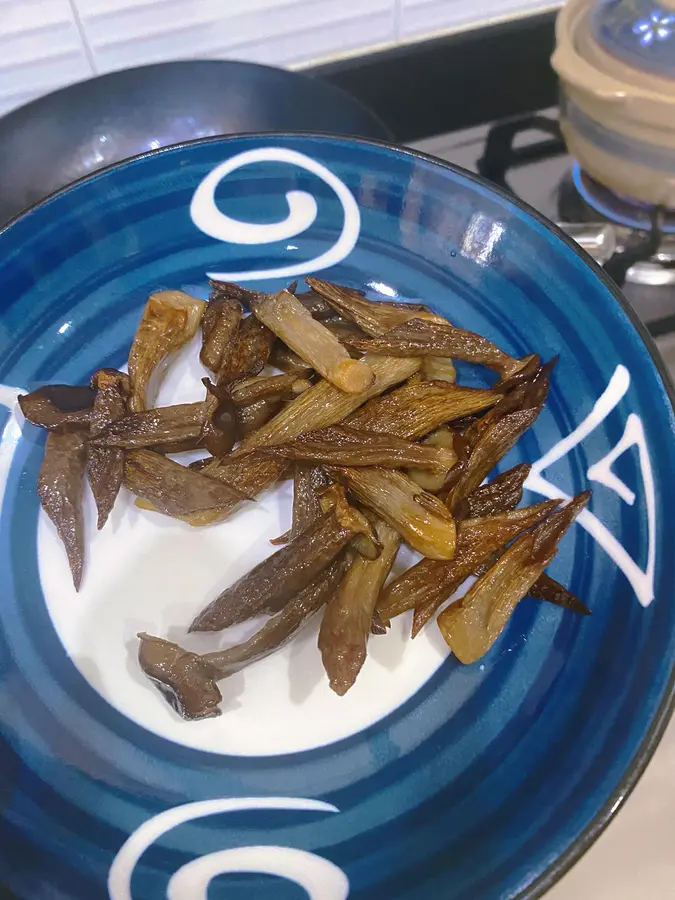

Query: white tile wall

[75,0,396,72]
[399,0,554,39]
[0,0,94,116]
[0,0,555,118]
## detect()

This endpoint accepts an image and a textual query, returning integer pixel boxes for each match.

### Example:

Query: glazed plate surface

[0,135,674,900]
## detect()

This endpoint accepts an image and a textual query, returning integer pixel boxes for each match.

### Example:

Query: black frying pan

[0,59,392,225]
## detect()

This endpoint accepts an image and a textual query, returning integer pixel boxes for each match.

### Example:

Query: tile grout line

[66,0,98,75]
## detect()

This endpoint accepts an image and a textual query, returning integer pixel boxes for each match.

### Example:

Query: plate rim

[1,130,674,900]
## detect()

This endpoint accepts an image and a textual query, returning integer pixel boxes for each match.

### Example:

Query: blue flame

[571,163,675,234]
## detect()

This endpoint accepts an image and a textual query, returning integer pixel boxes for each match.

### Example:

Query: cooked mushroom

[189,486,376,632]
[37,430,88,589]
[88,369,131,529]
[250,289,375,393]
[128,290,206,411]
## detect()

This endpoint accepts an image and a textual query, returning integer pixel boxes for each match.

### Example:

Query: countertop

[548,714,675,899]
[552,333,675,900]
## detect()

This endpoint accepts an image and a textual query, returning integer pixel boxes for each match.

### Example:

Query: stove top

[411,113,675,345]
[560,164,675,236]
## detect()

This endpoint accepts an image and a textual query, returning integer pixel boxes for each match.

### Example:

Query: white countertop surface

[547,715,675,900]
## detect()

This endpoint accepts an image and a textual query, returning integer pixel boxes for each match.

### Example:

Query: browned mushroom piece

[271,463,328,545]
[528,573,591,616]
[346,317,537,380]
[250,290,375,393]
[90,401,207,450]
[407,427,460,492]
[421,356,457,383]
[137,556,349,719]
[319,516,400,695]
[19,384,96,430]
[452,462,531,521]
[37,430,88,589]
[124,449,252,519]
[137,634,223,720]
[346,380,499,440]
[128,290,206,411]
[269,341,315,376]
[230,374,312,406]
[437,492,589,663]
[189,486,376,632]
[326,464,457,560]
[218,314,276,384]
[88,369,132,529]
[199,294,242,375]
[445,408,542,512]
[377,500,560,623]
[237,354,422,452]
[200,379,241,458]
[236,398,283,437]
[306,276,445,336]
[202,556,349,675]
[174,455,289,527]
[262,425,457,474]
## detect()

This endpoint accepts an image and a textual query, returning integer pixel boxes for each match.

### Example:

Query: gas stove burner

[560,163,675,234]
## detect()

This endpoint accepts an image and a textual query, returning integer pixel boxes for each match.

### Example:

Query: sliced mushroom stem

[437,493,588,663]
[88,369,131,529]
[189,487,375,632]
[237,398,283,437]
[262,425,457,473]
[305,276,445,336]
[346,380,499,440]
[446,407,540,511]
[529,573,591,616]
[437,530,549,664]
[175,455,288,526]
[346,317,536,379]
[19,384,96,430]
[37,430,87,589]
[128,290,206,411]
[319,517,400,695]
[124,449,251,518]
[90,401,206,449]
[236,354,421,451]
[271,463,328,545]
[407,427,459,491]
[326,465,457,560]
[377,499,560,621]
[200,294,242,375]
[463,356,555,451]
[202,556,349,676]
[269,341,314,376]
[421,356,456,383]
[531,490,590,561]
[251,289,375,393]
[230,373,312,406]
[452,462,531,521]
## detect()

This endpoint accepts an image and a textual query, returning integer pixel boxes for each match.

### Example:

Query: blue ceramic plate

[0,135,674,900]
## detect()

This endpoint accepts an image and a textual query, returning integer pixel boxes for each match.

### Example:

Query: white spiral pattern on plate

[189,147,361,281]
[107,796,349,900]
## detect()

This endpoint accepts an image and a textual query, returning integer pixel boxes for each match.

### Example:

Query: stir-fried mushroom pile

[20,277,591,721]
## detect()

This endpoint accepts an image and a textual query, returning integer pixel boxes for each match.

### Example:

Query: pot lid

[591,0,675,77]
